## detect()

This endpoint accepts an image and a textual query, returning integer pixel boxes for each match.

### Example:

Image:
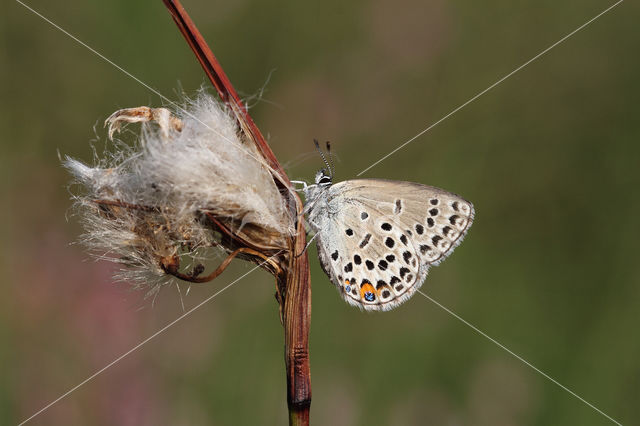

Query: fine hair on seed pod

[64,91,295,296]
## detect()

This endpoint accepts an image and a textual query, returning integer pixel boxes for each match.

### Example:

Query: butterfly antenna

[326,141,335,178]
[314,138,331,176]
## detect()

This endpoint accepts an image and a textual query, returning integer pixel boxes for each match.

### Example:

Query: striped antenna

[314,139,332,177]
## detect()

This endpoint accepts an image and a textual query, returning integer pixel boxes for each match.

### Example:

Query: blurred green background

[1,0,638,425]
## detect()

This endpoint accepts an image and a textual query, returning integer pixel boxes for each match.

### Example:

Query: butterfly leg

[105,106,183,141]
[294,231,321,258]
[294,217,325,258]
[289,180,308,192]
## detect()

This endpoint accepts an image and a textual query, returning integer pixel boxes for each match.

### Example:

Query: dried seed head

[65,92,295,295]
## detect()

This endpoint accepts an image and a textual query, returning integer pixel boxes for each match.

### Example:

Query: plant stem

[161,1,312,423]
[283,220,312,423]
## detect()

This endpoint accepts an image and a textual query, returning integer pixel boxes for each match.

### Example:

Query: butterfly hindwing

[316,203,422,310]
[313,179,474,311]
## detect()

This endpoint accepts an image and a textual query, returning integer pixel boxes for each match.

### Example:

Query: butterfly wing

[314,179,474,311]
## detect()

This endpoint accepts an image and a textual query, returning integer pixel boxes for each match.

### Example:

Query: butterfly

[297,141,474,311]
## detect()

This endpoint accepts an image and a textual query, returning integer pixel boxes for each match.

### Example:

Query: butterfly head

[315,169,332,187]
[302,168,332,203]
[300,141,334,205]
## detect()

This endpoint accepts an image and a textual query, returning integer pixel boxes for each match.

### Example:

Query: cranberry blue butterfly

[298,143,474,311]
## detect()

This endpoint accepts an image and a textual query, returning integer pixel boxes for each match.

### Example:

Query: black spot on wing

[378,259,388,271]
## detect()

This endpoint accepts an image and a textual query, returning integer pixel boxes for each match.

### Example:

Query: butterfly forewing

[312,179,474,311]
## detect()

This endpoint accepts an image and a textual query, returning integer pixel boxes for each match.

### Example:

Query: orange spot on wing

[359,282,375,299]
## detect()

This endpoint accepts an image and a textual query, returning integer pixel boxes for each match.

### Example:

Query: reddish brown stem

[161,2,312,424]
[161,247,280,283]
[162,0,289,185]
[284,220,312,423]
[203,212,268,254]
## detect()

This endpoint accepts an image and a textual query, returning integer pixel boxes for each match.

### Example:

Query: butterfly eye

[318,176,332,185]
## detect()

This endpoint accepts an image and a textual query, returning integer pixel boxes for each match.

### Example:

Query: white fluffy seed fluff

[65,93,294,295]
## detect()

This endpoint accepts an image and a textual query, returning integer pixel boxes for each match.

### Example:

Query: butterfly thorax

[303,169,336,232]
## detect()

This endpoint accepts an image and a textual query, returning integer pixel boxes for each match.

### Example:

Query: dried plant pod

[65,93,295,294]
